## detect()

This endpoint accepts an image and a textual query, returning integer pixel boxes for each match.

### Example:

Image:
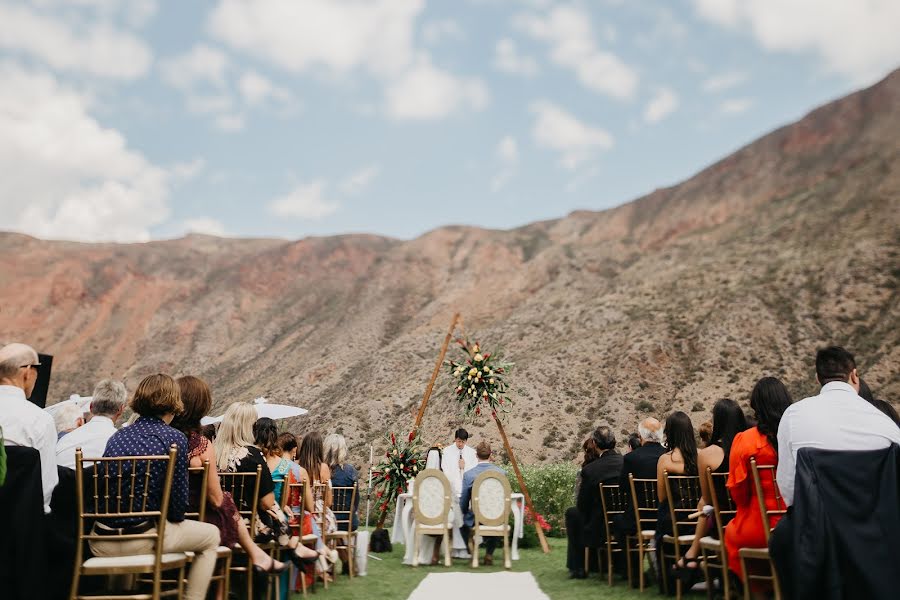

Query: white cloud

[515,5,638,99]
[213,114,245,132]
[702,71,748,93]
[43,0,160,28]
[0,62,169,242]
[340,165,381,195]
[159,44,229,91]
[493,38,539,77]
[491,135,519,192]
[384,56,489,120]
[182,217,227,236]
[693,0,900,84]
[269,181,340,219]
[0,3,152,80]
[171,158,206,182]
[644,87,679,123]
[719,98,754,115]
[530,101,613,170]
[186,94,234,115]
[422,19,464,45]
[237,70,293,106]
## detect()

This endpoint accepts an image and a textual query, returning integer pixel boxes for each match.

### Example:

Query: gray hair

[54,402,83,433]
[0,343,38,380]
[91,379,126,417]
[324,433,348,468]
[638,419,664,443]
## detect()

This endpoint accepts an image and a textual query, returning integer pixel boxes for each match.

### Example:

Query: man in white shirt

[776,346,900,506]
[56,379,126,470]
[441,428,478,496]
[0,343,58,513]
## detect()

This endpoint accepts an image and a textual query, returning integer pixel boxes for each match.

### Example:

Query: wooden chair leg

[443,531,451,567]
[770,558,782,600]
[348,538,355,578]
[412,530,420,567]
[741,556,750,600]
[638,544,645,592]
[625,538,634,589]
[503,533,511,570]
[471,532,479,568]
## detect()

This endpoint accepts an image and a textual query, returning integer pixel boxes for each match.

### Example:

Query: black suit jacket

[0,447,47,600]
[619,442,665,526]
[576,450,624,544]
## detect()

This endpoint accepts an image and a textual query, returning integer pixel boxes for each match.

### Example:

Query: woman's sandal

[673,556,701,585]
[253,556,287,575]
[289,546,320,568]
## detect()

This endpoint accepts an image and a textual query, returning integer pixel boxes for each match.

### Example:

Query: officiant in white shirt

[56,380,126,469]
[442,428,478,496]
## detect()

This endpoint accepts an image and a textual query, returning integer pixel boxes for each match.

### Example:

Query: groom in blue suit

[459,441,508,566]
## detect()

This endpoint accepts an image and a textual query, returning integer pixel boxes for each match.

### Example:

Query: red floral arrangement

[524,507,551,533]
[371,430,426,521]
[446,338,514,420]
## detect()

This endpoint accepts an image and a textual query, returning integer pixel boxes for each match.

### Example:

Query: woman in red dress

[725,377,792,597]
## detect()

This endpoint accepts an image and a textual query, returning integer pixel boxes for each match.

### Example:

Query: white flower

[474,353,483,362]
[489,378,495,384]
[469,367,478,376]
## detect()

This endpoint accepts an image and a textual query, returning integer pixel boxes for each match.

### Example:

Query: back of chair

[706,468,737,541]
[472,470,511,527]
[332,486,358,532]
[75,446,178,576]
[628,476,659,533]
[285,481,306,536]
[599,483,628,540]
[219,466,262,536]
[412,469,451,526]
[749,458,786,543]
[187,462,210,522]
[663,472,702,538]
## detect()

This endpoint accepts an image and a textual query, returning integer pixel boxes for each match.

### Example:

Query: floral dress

[188,432,240,547]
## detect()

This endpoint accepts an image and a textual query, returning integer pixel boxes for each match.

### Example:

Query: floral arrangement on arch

[446,338,514,420]
[371,430,426,520]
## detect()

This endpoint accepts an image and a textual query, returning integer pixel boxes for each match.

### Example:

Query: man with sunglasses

[0,343,58,512]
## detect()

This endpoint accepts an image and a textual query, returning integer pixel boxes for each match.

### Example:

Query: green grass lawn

[289,533,653,600]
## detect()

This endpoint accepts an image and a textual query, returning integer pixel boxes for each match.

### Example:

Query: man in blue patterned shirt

[88,374,219,600]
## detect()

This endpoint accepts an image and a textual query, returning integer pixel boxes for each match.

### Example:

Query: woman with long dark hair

[674,399,749,576]
[725,377,793,598]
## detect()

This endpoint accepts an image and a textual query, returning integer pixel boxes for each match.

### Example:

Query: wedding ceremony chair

[220,466,274,600]
[285,480,318,597]
[626,476,660,592]
[700,468,737,600]
[182,463,231,599]
[599,483,628,586]
[70,445,187,600]
[738,458,785,600]
[311,481,331,588]
[661,472,703,599]
[411,468,453,567]
[0,447,46,600]
[470,470,512,569]
[329,485,359,578]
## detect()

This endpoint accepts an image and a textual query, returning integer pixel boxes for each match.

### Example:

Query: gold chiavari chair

[662,473,703,599]
[738,458,786,600]
[626,476,660,592]
[286,480,318,597]
[219,467,272,600]
[329,485,359,578]
[700,468,738,600]
[599,483,628,586]
[184,463,231,598]
[70,445,187,600]
[311,482,331,588]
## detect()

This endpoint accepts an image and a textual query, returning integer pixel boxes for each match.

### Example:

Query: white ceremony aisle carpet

[407,572,550,600]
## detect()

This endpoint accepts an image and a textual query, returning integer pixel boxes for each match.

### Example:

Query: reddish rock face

[2,70,899,464]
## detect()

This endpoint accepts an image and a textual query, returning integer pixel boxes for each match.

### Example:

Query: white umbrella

[44,394,93,417]
[200,397,308,426]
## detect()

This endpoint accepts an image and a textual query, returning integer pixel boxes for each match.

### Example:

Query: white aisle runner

[407,572,550,600]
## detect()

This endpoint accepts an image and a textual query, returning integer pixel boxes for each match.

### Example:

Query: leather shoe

[569,569,587,579]
[483,555,494,566]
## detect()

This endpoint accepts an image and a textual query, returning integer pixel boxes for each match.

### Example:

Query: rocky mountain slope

[2,69,898,463]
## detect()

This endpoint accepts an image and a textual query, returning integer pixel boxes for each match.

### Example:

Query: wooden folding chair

[738,458,786,600]
[311,482,331,588]
[700,468,737,600]
[285,480,318,597]
[599,483,628,586]
[70,445,187,600]
[410,469,453,567]
[329,485,359,578]
[471,470,512,569]
[661,473,703,599]
[626,476,660,592]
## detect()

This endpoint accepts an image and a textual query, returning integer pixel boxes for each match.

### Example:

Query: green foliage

[506,462,578,540]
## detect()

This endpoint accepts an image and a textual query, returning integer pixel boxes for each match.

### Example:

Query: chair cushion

[476,525,508,533]
[640,529,655,539]
[698,536,721,550]
[738,547,770,559]
[216,546,232,558]
[662,534,695,544]
[82,553,187,572]
[476,478,507,520]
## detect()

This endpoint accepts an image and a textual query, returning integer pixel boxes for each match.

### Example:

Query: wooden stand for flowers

[410,312,551,554]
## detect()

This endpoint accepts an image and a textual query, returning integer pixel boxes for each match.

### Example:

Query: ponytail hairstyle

[253,417,280,457]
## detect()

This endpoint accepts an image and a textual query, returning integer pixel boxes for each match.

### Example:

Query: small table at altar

[390,491,525,564]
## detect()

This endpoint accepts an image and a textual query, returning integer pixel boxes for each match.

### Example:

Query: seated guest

[56,379,126,469]
[655,411,699,594]
[626,433,642,453]
[859,378,900,427]
[325,433,360,574]
[459,441,508,566]
[675,399,748,579]
[725,377,792,598]
[0,343,58,513]
[616,417,666,536]
[255,417,292,504]
[698,420,713,448]
[53,402,85,440]
[89,374,220,600]
[770,347,900,594]
[565,426,623,578]
[170,377,292,575]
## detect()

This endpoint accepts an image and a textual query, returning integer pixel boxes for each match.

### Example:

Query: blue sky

[1,0,898,242]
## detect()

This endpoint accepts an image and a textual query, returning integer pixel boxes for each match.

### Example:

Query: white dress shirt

[55,415,118,469]
[0,385,59,513]
[776,381,900,506]
[441,443,478,496]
